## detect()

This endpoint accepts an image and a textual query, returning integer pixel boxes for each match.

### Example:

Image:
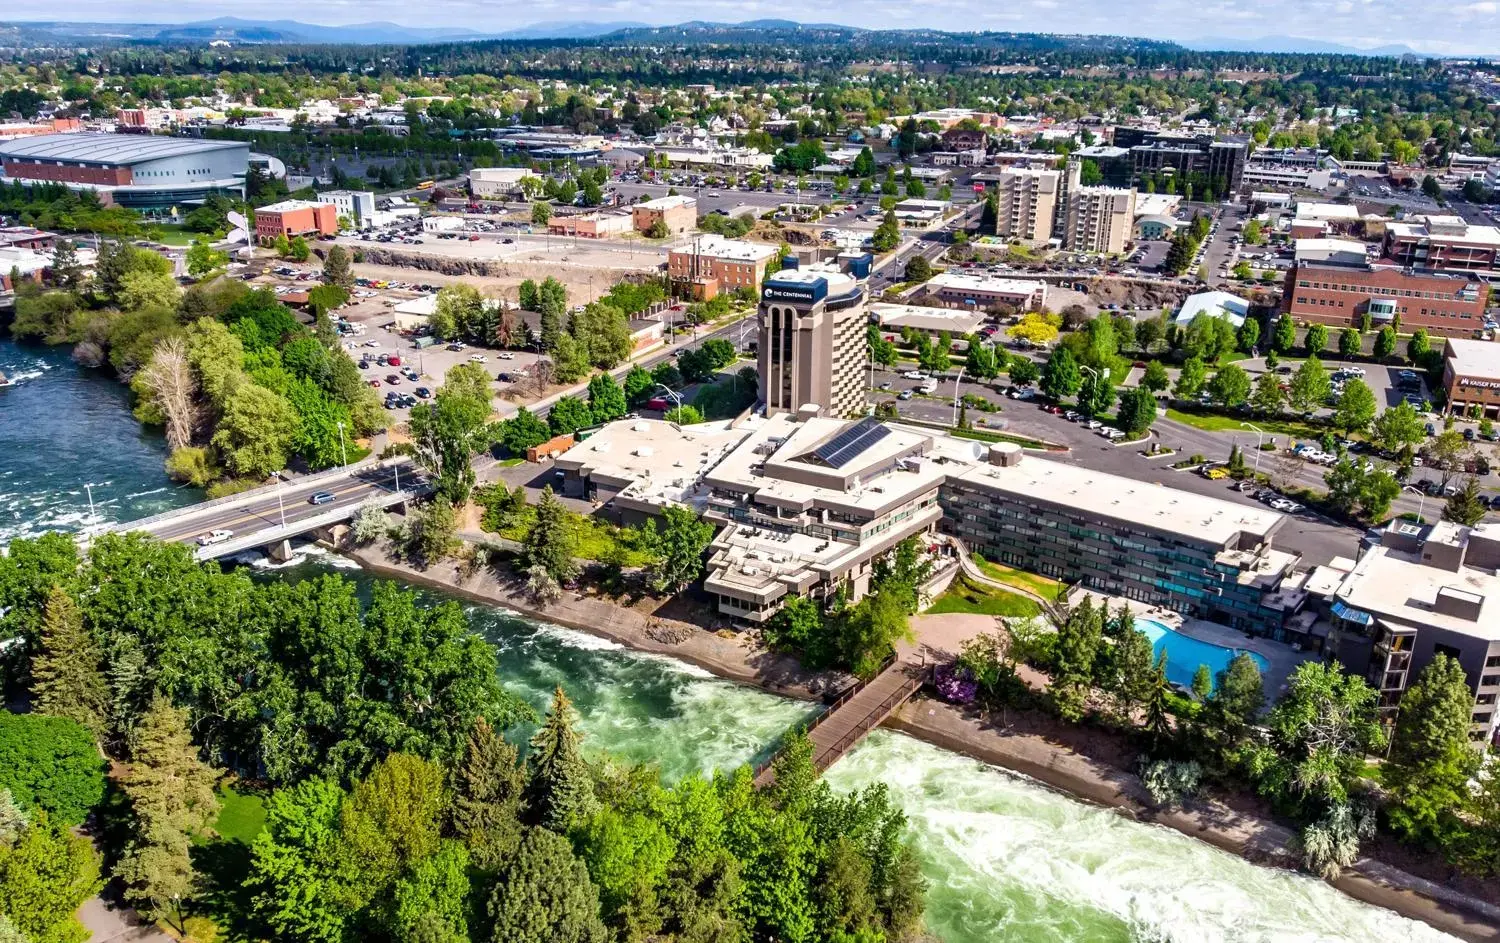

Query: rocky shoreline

[341,542,1500,943]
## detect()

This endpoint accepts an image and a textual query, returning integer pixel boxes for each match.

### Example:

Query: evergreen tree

[30,587,109,738]
[1383,655,1478,849]
[450,718,526,870]
[0,789,26,847]
[526,687,597,833]
[523,488,578,584]
[115,694,220,932]
[322,244,354,289]
[50,239,82,291]
[1145,653,1173,750]
[1191,664,1213,701]
[1443,477,1489,527]
[487,827,607,943]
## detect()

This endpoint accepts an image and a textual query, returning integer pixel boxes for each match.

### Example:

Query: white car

[497,352,515,360]
[363,340,381,348]
[902,370,925,380]
[468,354,489,363]
[197,529,234,547]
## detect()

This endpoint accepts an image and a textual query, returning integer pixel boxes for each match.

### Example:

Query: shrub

[164,446,221,487]
[933,664,978,705]
[1139,758,1202,809]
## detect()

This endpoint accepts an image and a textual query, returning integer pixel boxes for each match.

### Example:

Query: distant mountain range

[0,18,1443,56]
[1181,35,1424,56]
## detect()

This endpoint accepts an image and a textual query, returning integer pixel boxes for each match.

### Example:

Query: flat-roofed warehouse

[0,132,249,215]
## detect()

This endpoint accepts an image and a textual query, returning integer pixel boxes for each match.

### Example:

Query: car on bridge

[197,529,234,547]
[308,491,336,506]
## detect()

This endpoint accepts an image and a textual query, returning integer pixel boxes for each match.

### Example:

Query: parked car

[897,390,914,401]
[646,397,671,411]
[415,387,432,399]
[386,374,401,385]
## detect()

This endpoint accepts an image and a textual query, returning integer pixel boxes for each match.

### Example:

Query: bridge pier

[265,539,295,564]
[313,523,350,548]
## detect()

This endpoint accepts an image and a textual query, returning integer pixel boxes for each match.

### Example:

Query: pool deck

[1072,591,1312,704]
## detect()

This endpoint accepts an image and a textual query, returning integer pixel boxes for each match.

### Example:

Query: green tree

[1252,371,1286,414]
[1116,386,1157,436]
[638,505,716,594]
[500,407,552,456]
[0,714,105,826]
[1407,328,1432,364]
[663,405,704,425]
[1140,359,1170,393]
[449,718,525,870]
[0,810,102,943]
[526,687,597,834]
[1008,357,1040,386]
[1209,653,1265,732]
[29,587,108,739]
[1255,661,1384,817]
[870,211,901,253]
[1443,477,1490,526]
[1051,599,1103,722]
[586,373,627,424]
[1110,624,1157,721]
[532,201,553,226]
[1077,370,1115,418]
[212,383,301,479]
[249,777,351,943]
[524,488,578,584]
[1237,317,1260,353]
[547,396,594,437]
[50,239,83,291]
[1191,664,1213,701]
[623,365,655,406]
[335,753,446,910]
[322,244,354,289]
[1288,356,1330,413]
[1372,402,1425,456]
[185,239,228,278]
[1208,363,1251,408]
[1173,356,1207,400]
[1422,174,1442,200]
[1304,323,1328,358]
[115,695,220,932]
[408,385,493,504]
[1332,380,1377,435]
[487,827,607,943]
[1339,328,1362,358]
[1273,314,1296,353]
[1040,347,1082,401]
[1374,325,1397,360]
[1383,655,1479,849]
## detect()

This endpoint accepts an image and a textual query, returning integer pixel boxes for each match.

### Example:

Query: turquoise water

[1139,619,1270,692]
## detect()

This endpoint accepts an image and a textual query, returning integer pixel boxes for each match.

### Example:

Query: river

[0,336,1463,943]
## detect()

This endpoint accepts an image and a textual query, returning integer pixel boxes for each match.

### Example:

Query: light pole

[337,422,347,466]
[1241,422,1265,478]
[83,482,97,522]
[394,461,402,495]
[275,471,287,528]
[1079,363,1098,416]
[951,364,968,427]
[655,383,683,412]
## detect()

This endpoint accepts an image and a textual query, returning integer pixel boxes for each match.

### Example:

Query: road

[133,463,419,549]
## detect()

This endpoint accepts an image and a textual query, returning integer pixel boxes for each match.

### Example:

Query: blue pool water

[1138,619,1269,692]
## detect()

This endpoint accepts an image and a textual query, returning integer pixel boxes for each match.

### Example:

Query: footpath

[342,542,1500,943]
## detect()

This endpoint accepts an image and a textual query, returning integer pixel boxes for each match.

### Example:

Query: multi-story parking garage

[0,132,249,215]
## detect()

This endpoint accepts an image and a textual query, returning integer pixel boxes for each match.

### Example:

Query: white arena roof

[0,132,246,166]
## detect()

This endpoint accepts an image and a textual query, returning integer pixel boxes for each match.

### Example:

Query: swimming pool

[1137,620,1270,692]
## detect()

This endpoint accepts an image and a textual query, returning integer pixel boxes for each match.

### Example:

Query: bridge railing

[751,653,897,784]
[105,456,403,535]
[812,665,927,772]
[192,486,424,561]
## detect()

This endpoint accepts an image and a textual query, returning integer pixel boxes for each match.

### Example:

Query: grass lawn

[970,555,1065,601]
[927,574,1041,618]
[491,504,655,567]
[150,227,200,246]
[1165,408,1324,442]
[209,784,267,845]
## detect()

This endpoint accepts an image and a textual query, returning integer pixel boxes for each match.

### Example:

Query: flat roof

[1334,544,1500,641]
[672,235,779,263]
[554,418,753,511]
[636,195,696,210]
[1175,290,1249,327]
[0,132,245,165]
[1387,217,1500,248]
[257,199,332,213]
[1294,201,1360,221]
[925,271,1048,296]
[1445,337,1500,379]
[871,303,987,335]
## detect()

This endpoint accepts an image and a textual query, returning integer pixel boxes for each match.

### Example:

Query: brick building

[546,211,633,239]
[632,195,697,236]
[1384,215,1500,275]
[253,200,338,241]
[1281,260,1490,338]
[667,235,779,298]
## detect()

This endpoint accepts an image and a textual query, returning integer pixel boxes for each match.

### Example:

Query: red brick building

[254,200,338,242]
[1281,261,1490,338]
[1384,215,1500,275]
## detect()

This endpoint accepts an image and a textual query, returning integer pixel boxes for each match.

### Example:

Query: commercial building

[1112,129,1247,196]
[0,118,81,141]
[668,235,780,298]
[993,167,1060,244]
[870,303,988,341]
[1289,201,1360,238]
[1282,259,1489,337]
[1384,215,1500,275]
[1065,186,1136,255]
[1174,290,1249,328]
[253,200,338,241]
[1293,237,1370,267]
[547,211,633,239]
[921,271,1048,311]
[1066,145,1133,188]
[316,189,376,230]
[1135,215,1184,241]
[468,167,537,199]
[1328,520,1500,747]
[0,248,50,291]
[1442,337,1500,417]
[0,132,249,214]
[632,195,697,236]
[0,227,56,252]
[759,264,868,419]
[891,199,950,225]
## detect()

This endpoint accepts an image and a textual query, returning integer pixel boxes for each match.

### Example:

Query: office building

[1384,215,1500,275]
[994,167,1060,243]
[632,195,697,236]
[759,264,868,419]
[668,235,780,298]
[253,200,338,241]
[920,271,1049,311]
[1281,259,1489,337]
[1065,186,1136,255]
[870,303,988,342]
[0,132,248,214]
[1111,128,1247,196]
[469,167,537,198]
[1328,519,1500,747]
[1442,337,1500,418]
[1289,201,1360,238]
[316,189,376,229]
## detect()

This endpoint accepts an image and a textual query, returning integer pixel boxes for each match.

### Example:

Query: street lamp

[654,383,683,412]
[1078,363,1099,415]
[336,421,347,466]
[951,364,968,427]
[274,471,287,528]
[1240,422,1265,478]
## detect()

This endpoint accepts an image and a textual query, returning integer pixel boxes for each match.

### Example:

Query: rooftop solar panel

[810,417,890,469]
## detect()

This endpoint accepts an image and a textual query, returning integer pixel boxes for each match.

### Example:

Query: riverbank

[339,540,1500,943]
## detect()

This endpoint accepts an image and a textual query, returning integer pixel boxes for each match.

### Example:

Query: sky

[4,0,1500,55]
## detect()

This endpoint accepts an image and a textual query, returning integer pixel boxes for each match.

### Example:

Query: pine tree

[524,487,578,583]
[1145,653,1173,750]
[115,694,220,932]
[322,245,353,289]
[1383,655,1480,848]
[525,687,596,834]
[50,239,82,290]
[451,718,526,869]
[30,587,109,739]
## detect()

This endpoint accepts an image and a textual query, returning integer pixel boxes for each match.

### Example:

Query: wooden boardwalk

[754,661,927,788]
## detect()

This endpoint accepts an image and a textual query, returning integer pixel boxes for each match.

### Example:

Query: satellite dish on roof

[225,211,250,246]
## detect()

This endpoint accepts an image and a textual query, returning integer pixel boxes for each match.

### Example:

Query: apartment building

[1442,337,1500,418]
[759,265,868,419]
[253,200,337,241]
[632,195,697,235]
[1281,259,1489,337]
[668,235,780,298]
[1384,215,1500,275]
[1113,128,1247,196]
[1329,520,1500,748]
[1065,186,1136,255]
[994,167,1060,243]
